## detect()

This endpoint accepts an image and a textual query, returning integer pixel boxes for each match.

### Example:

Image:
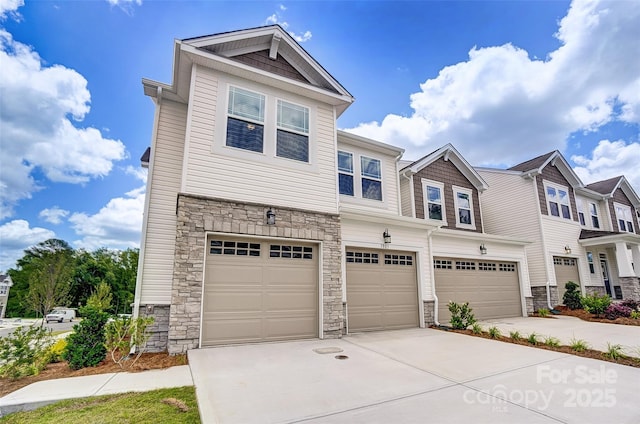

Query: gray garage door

[435,257,522,323]
[553,256,579,305]
[346,249,419,332]
[202,237,318,346]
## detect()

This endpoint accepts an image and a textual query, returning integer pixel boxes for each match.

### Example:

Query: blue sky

[1,0,639,271]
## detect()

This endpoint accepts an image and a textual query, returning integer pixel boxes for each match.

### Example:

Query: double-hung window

[453,186,475,228]
[545,183,571,220]
[589,203,600,228]
[425,181,444,221]
[577,201,586,226]
[276,99,309,162]
[361,156,382,201]
[615,203,635,233]
[338,151,354,196]
[226,86,265,153]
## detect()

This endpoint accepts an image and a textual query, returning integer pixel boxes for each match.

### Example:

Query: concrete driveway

[188,328,640,423]
[478,315,640,357]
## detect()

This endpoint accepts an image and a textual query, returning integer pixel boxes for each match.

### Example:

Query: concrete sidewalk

[478,315,640,357]
[0,365,194,417]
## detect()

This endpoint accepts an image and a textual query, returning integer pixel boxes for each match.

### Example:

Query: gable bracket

[444,150,451,162]
[269,33,282,60]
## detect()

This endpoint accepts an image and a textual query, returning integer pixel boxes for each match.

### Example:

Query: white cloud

[572,140,640,190]
[264,6,312,43]
[39,206,70,225]
[344,0,640,168]
[124,165,148,184]
[105,0,141,15]
[69,186,144,251]
[0,29,126,219]
[0,220,55,271]
[0,0,23,20]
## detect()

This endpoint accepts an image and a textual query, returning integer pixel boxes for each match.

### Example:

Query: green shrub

[488,326,501,339]
[105,315,155,367]
[563,281,582,310]
[0,325,53,379]
[527,332,538,345]
[570,338,589,352]
[471,323,483,334]
[544,336,560,347]
[604,343,623,360]
[448,301,476,330]
[509,330,521,341]
[63,307,109,370]
[581,293,611,316]
[631,311,640,320]
[46,338,67,364]
[537,308,550,318]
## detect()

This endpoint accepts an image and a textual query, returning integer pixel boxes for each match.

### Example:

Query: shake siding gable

[413,158,482,232]
[537,164,579,222]
[140,99,187,304]
[183,65,338,214]
[610,188,638,234]
[231,50,309,84]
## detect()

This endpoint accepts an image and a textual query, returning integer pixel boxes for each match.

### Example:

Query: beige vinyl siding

[540,215,585,287]
[478,170,547,287]
[399,175,414,217]
[140,99,187,304]
[183,65,339,214]
[340,219,431,299]
[337,142,400,215]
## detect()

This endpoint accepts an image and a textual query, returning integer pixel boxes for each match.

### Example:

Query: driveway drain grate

[334,355,349,360]
[313,347,343,354]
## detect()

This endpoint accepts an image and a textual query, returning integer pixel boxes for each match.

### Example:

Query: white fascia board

[337,130,404,156]
[542,152,584,188]
[575,186,610,200]
[579,233,640,247]
[433,228,532,246]
[340,206,440,231]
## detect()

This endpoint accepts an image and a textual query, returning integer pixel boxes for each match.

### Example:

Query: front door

[599,257,612,297]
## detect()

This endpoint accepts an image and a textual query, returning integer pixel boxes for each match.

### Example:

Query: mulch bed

[554,305,640,326]
[435,327,640,368]
[0,353,187,398]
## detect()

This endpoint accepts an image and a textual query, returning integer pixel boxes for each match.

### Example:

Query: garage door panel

[202,237,318,346]
[346,249,418,332]
[553,257,578,304]
[435,257,521,323]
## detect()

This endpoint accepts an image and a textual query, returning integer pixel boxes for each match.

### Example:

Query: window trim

[453,185,476,229]
[337,150,354,197]
[614,202,635,233]
[422,179,447,224]
[544,181,572,221]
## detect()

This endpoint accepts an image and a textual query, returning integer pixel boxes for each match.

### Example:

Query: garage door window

[478,262,497,271]
[456,261,475,270]
[346,251,379,264]
[210,240,261,256]
[384,254,413,266]
[270,244,313,259]
[434,259,452,269]
[499,263,516,272]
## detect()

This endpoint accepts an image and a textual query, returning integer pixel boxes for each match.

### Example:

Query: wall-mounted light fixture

[383,229,391,244]
[480,243,487,255]
[266,208,276,225]
[564,245,572,255]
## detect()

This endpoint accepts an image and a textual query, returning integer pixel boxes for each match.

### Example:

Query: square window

[228,87,265,122]
[339,173,354,196]
[361,157,381,179]
[338,151,353,173]
[276,130,308,162]
[226,117,264,153]
[277,100,308,133]
[428,203,442,220]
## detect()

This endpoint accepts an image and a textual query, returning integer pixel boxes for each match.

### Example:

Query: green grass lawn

[0,386,200,424]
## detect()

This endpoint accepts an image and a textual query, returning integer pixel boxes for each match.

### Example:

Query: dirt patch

[555,306,640,326]
[438,327,640,368]
[0,353,187,398]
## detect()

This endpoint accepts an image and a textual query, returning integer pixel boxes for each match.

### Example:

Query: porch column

[631,244,640,278]
[615,241,635,277]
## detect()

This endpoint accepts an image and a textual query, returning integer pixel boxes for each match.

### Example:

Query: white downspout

[427,227,441,326]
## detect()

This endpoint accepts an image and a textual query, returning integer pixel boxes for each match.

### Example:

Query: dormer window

[615,203,634,233]
[226,86,265,153]
[545,183,571,220]
[424,181,445,221]
[453,186,476,229]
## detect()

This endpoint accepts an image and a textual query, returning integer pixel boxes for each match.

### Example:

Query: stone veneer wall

[618,277,640,301]
[584,286,606,296]
[136,304,170,352]
[167,193,342,354]
[531,286,559,311]
[525,296,534,315]
[423,300,435,326]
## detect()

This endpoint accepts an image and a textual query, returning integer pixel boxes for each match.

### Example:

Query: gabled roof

[508,150,583,187]
[143,25,354,116]
[140,147,150,169]
[585,176,640,207]
[400,144,488,192]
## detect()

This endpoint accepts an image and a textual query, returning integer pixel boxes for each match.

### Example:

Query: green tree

[86,281,113,312]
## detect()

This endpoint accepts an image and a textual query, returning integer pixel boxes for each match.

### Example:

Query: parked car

[45,308,76,323]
